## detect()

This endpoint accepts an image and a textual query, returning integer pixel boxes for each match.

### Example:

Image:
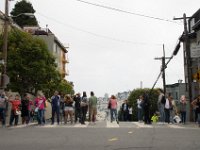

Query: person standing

[128,105,133,121]
[21,93,32,125]
[35,93,46,125]
[80,91,88,125]
[74,93,81,123]
[191,96,200,127]
[121,100,129,121]
[143,93,151,124]
[9,94,21,126]
[164,95,172,124]
[64,95,74,124]
[108,95,119,124]
[89,91,98,124]
[137,95,143,122]
[179,95,187,124]
[0,92,8,128]
[51,91,60,125]
[157,89,166,123]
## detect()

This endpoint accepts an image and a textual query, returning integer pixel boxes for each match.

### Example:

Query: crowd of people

[0,88,200,128]
[0,91,98,128]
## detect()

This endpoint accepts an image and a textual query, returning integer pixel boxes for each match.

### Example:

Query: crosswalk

[29,121,199,129]
[5,121,199,130]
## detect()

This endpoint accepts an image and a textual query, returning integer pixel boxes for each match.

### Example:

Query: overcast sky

[1,0,199,97]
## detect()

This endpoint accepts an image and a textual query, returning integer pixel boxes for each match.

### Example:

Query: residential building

[185,9,200,99]
[23,26,69,78]
[166,81,187,101]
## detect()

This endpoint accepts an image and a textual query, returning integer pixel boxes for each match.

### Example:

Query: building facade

[23,26,69,79]
[184,9,200,99]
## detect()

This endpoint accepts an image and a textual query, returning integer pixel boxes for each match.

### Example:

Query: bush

[127,88,159,121]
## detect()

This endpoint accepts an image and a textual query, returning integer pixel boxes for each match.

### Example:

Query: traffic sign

[193,70,200,82]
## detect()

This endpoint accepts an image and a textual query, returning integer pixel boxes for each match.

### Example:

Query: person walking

[64,95,74,124]
[9,94,21,126]
[0,91,8,128]
[137,95,143,122]
[89,91,97,124]
[80,91,88,125]
[74,93,81,123]
[51,91,60,125]
[157,89,166,123]
[35,93,46,125]
[108,95,119,124]
[179,95,187,124]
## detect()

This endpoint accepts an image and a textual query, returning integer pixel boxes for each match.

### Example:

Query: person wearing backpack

[157,89,166,123]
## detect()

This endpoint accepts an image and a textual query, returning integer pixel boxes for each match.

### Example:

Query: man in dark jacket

[74,93,81,123]
[51,91,60,125]
[121,100,129,121]
[143,93,151,124]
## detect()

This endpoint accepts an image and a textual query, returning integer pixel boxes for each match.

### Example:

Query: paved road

[0,121,200,150]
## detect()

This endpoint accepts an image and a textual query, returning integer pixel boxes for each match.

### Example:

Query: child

[151,113,159,123]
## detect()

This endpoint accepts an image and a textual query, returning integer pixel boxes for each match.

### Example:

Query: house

[23,26,69,79]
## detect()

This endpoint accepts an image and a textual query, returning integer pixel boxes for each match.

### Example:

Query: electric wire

[37,12,162,46]
[76,0,179,24]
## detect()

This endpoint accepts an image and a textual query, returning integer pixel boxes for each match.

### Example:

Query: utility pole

[174,14,193,121]
[155,44,171,95]
[1,0,9,89]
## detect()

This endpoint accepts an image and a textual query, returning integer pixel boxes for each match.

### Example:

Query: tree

[10,0,38,28]
[127,88,159,121]
[0,28,61,95]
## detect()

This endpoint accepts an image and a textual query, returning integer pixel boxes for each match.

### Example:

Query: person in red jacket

[9,94,21,126]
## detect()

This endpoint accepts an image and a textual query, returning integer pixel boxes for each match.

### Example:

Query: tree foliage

[1,28,60,95]
[127,88,159,121]
[10,0,38,27]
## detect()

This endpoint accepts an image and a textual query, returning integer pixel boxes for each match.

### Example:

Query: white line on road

[106,121,119,128]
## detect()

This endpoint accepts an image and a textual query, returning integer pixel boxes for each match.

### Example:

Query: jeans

[138,108,143,121]
[0,108,6,126]
[165,108,170,123]
[38,109,45,125]
[9,110,19,126]
[123,111,129,121]
[75,108,81,123]
[52,107,60,124]
[80,106,87,124]
[159,104,165,122]
[110,109,118,122]
[181,111,186,124]
[198,113,200,125]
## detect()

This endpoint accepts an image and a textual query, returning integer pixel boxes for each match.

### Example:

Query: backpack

[161,95,166,104]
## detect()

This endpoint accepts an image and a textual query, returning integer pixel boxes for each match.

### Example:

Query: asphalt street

[0,121,200,150]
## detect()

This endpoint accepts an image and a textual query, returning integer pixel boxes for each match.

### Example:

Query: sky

[0,0,199,97]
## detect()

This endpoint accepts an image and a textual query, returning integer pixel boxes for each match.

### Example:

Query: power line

[37,12,162,46]
[76,0,178,24]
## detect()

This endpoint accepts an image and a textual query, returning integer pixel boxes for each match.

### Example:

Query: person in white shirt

[137,96,143,122]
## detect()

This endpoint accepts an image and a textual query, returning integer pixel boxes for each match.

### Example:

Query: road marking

[108,137,118,142]
[132,122,153,128]
[74,122,89,128]
[128,131,133,134]
[167,124,185,129]
[106,121,119,128]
